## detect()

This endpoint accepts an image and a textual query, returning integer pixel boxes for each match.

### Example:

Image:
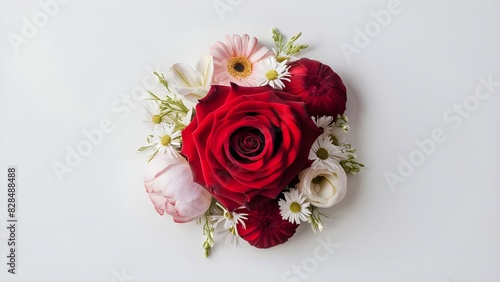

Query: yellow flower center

[290,202,301,213]
[152,115,162,124]
[276,56,288,63]
[229,226,236,235]
[316,148,329,160]
[227,56,252,79]
[160,135,171,146]
[223,210,233,220]
[265,70,279,80]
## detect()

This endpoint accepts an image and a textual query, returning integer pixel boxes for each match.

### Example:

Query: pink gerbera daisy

[209,34,272,86]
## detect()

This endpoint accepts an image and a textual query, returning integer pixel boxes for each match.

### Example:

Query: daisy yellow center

[160,135,171,146]
[290,202,301,213]
[265,70,279,80]
[223,210,233,220]
[152,115,162,124]
[229,226,236,235]
[276,56,288,63]
[316,148,329,160]
[227,56,252,78]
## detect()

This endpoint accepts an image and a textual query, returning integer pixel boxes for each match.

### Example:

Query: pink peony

[144,152,212,223]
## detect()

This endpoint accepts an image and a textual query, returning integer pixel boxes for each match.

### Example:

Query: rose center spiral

[229,127,265,162]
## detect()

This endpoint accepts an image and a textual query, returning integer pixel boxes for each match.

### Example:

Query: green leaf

[137,145,155,152]
[154,71,171,92]
[271,28,308,57]
[148,91,162,101]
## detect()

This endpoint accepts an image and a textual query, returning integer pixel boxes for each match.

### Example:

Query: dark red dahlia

[283,58,347,117]
[237,200,298,248]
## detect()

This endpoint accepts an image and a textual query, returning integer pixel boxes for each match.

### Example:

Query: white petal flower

[273,49,299,63]
[278,189,311,224]
[216,226,241,246]
[295,165,347,208]
[255,57,291,89]
[309,135,347,171]
[312,116,334,134]
[152,123,181,156]
[211,204,248,230]
[211,204,247,246]
[170,54,214,103]
[144,103,164,130]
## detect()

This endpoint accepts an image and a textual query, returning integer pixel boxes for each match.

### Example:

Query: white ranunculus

[295,164,347,208]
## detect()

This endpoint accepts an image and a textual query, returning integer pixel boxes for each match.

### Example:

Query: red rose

[283,58,347,117]
[237,200,298,248]
[181,84,321,211]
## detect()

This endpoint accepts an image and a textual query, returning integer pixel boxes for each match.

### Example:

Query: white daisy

[255,57,291,89]
[211,204,247,230]
[330,114,349,146]
[273,49,299,63]
[211,204,247,246]
[309,136,347,170]
[216,226,242,246]
[278,189,311,224]
[152,123,181,155]
[312,116,334,134]
[144,103,164,130]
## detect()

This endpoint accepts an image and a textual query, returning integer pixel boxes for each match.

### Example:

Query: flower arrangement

[139,28,363,257]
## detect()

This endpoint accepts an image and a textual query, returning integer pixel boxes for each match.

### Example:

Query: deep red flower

[181,83,321,211]
[237,200,298,248]
[283,58,347,117]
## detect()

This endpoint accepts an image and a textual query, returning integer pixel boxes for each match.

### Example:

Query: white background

[1,0,499,281]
